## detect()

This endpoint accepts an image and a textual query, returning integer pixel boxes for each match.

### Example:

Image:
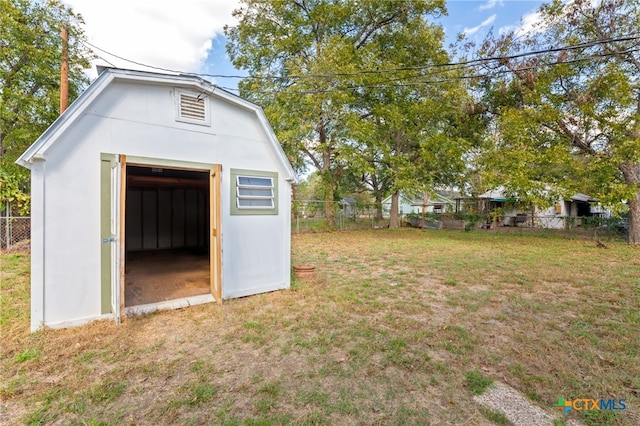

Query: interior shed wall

[126,188,207,251]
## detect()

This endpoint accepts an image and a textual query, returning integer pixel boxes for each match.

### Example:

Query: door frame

[210,164,222,304]
[116,154,126,323]
[101,154,222,321]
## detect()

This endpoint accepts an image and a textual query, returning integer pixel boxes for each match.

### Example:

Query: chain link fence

[292,200,390,233]
[1,216,31,250]
[0,203,626,249]
[290,201,628,240]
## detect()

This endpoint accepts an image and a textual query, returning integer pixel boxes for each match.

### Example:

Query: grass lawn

[1,229,639,425]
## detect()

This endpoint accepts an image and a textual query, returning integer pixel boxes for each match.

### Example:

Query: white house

[17,68,297,331]
[382,192,457,217]
[381,193,421,217]
[478,187,602,228]
[412,192,457,214]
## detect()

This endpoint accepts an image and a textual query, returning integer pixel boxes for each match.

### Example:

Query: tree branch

[554,120,597,155]
[354,12,402,50]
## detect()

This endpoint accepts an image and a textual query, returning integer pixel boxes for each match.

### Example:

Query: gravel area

[474,381,583,426]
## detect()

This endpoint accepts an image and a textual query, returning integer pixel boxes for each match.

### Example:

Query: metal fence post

[4,201,10,249]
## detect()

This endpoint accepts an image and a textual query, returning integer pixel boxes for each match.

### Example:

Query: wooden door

[210,165,222,303]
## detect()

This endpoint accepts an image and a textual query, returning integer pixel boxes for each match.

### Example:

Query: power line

[83,40,250,79]
[95,54,117,68]
[82,34,640,84]
[228,48,640,95]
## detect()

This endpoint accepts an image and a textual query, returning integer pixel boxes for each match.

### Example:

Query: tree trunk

[369,173,384,221]
[389,190,400,229]
[628,191,640,244]
[318,122,335,228]
[374,192,383,221]
[621,162,640,244]
[323,178,335,228]
[421,193,429,230]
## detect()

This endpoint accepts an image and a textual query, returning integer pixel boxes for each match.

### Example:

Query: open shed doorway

[124,165,211,307]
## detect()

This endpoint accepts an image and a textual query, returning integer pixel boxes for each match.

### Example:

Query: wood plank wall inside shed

[126,188,207,251]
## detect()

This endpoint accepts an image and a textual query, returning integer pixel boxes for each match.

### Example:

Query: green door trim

[99,154,115,314]
[100,153,216,314]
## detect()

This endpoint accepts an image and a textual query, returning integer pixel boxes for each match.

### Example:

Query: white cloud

[478,0,504,12]
[498,0,579,38]
[65,0,240,77]
[463,14,497,37]
[499,10,544,37]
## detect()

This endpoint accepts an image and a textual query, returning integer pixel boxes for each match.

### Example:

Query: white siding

[31,79,292,328]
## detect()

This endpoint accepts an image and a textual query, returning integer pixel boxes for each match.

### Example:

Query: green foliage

[87,380,126,403]
[14,347,40,363]
[581,408,619,426]
[473,0,640,242]
[188,383,217,406]
[348,10,478,228]
[464,369,494,395]
[480,407,509,425]
[0,169,30,215]
[295,172,325,201]
[255,382,281,414]
[225,1,465,227]
[1,0,93,212]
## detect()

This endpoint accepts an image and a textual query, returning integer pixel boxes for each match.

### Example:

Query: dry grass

[1,229,639,425]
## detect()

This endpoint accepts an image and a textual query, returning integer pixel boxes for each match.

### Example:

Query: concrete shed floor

[125,250,210,307]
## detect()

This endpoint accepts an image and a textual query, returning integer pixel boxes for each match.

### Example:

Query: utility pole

[60,24,69,114]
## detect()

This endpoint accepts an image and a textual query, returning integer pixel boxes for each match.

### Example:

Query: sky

[65,0,548,93]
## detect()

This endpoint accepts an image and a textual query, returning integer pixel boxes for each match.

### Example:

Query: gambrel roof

[17,68,297,182]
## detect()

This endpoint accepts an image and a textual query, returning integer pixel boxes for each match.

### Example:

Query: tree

[355,146,391,221]
[349,34,477,228]
[476,0,640,243]
[0,0,92,214]
[225,0,448,227]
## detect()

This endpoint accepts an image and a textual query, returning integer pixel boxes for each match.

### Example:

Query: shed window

[237,176,274,208]
[175,90,210,125]
[231,169,278,215]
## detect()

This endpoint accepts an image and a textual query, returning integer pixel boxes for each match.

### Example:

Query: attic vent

[180,94,205,120]
[175,90,210,125]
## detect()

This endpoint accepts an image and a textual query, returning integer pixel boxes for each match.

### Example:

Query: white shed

[17,68,297,331]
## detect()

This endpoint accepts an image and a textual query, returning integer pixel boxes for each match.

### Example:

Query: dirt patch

[1,239,29,255]
[125,250,209,306]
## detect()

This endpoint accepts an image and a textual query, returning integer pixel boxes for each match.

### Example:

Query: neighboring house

[340,197,357,219]
[411,192,458,214]
[478,187,603,228]
[477,187,521,225]
[381,193,421,217]
[565,193,599,217]
[529,193,600,229]
[382,192,457,217]
[17,68,297,331]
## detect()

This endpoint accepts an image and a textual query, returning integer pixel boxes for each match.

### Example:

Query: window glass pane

[238,187,273,197]
[238,198,273,207]
[238,176,272,187]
